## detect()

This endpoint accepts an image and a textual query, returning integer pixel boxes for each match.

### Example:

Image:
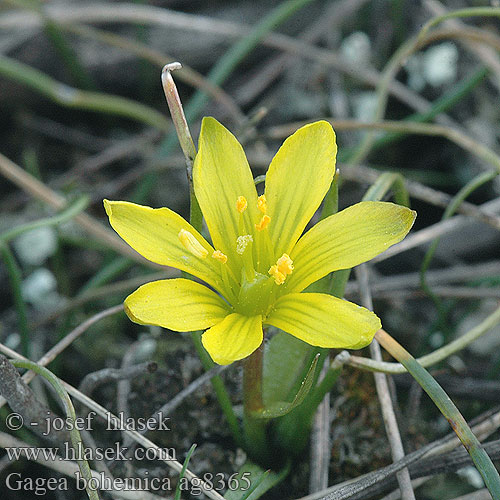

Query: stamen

[276,253,294,275]
[178,229,208,258]
[212,250,228,264]
[268,254,293,285]
[236,196,247,213]
[236,235,253,255]
[257,194,267,214]
[269,265,286,285]
[213,250,235,303]
[255,215,271,231]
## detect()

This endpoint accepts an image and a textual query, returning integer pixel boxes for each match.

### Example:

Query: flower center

[235,271,275,316]
[231,195,295,314]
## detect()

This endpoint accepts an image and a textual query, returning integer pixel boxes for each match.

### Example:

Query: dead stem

[356,265,416,500]
[265,120,500,174]
[372,197,500,263]
[0,342,226,500]
[0,152,157,266]
[0,431,163,500]
[161,62,196,173]
[0,2,457,125]
[0,305,123,411]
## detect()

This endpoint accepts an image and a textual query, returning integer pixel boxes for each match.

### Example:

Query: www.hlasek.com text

[5,441,176,462]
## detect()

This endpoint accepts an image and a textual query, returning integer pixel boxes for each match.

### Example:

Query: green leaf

[262,330,313,406]
[253,353,319,419]
[362,172,410,206]
[174,444,196,500]
[223,459,290,500]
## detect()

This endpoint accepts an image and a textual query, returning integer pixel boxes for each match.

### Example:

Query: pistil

[252,194,273,270]
[236,235,255,282]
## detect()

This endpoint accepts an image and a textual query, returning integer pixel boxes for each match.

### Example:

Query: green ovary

[235,271,275,316]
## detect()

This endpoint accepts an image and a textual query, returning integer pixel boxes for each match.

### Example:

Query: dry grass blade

[0,305,124,410]
[0,2,454,122]
[356,265,415,500]
[0,431,163,500]
[0,342,226,500]
[0,151,159,266]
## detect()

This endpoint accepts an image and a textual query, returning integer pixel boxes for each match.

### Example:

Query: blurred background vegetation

[1,1,500,499]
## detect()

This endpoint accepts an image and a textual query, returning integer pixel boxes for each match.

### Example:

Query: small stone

[133,337,158,362]
[4,333,21,350]
[422,42,458,87]
[21,268,60,311]
[464,117,497,148]
[341,32,371,67]
[457,466,484,489]
[352,91,378,123]
[428,332,444,349]
[13,226,57,266]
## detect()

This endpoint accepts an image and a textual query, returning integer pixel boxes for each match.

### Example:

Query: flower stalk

[243,341,264,413]
[243,342,269,463]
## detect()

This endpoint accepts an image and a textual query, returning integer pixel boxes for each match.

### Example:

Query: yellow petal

[104,200,228,295]
[193,117,259,276]
[124,278,230,331]
[266,293,380,349]
[265,121,337,259]
[287,201,416,292]
[201,313,262,365]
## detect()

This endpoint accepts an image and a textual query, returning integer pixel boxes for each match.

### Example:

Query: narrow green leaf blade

[223,459,290,500]
[253,354,319,419]
[262,330,313,406]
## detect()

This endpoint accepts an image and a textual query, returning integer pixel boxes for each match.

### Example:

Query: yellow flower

[104,118,415,365]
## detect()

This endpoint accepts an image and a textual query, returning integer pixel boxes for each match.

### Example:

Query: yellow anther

[236,196,247,213]
[269,265,286,285]
[178,229,208,258]
[269,254,293,285]
[212,250,228,264]
[236,235,253,255]
[276,253,294,275]
[257,195,267,214]
[255,214,271,231]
